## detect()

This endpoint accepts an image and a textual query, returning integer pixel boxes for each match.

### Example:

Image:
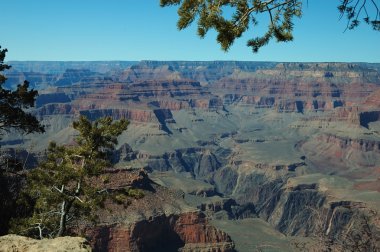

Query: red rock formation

[299,133,380,180]
[364,89,380,108]
[212,62,380,113]
[151,100,191,110]
[119,64,181,82]
[36,103,76,116]
[81,169,235,252]
[87,212,234,252]
[45,77,225,125]
[175,213,233,248]
[80,109,159,123]
[332,107,361,124]
[354,177,380,192]
[316,134,380,153]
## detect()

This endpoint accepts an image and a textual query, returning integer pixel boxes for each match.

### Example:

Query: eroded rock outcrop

[83,169,235,252]
[299,133,380,179]
[141,148,223,178]
[207,160,380,250]
[87,212,234,252]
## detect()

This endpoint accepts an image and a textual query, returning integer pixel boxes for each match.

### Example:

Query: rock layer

[87,212,234,252]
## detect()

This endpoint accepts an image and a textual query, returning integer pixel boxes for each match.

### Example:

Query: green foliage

[113,193,129,205]
[110,188,144,208]
[0,46,44,137]
[11,116,129,239]
[338,0,380,31]
[125,188,145,199]
[160,0,380,53]
[0,46,45,234]
[73,116,129,165]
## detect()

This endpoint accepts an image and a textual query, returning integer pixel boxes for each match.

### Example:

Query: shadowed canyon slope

[2,61,380,251]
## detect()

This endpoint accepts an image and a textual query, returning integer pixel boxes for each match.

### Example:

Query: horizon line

[6,60,380,64]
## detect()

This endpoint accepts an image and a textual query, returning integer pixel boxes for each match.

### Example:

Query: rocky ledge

[0,234,91,252]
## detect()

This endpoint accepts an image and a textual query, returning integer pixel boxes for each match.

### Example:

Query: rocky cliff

[81,169,235,252]
[87,212,234,252]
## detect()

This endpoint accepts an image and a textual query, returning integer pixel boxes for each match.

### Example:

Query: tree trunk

[57,200,67,237]
[56,181,81,237]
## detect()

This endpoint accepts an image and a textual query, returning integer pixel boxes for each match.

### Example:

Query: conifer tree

[160,0,380,53]
[0,46,44,138]
[0,46,45,234]
[12,116,129,238]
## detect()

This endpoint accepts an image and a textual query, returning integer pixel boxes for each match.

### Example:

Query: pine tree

[0,46,45,234]
[0,46,44,138]
[12,116,129,238]
[160,0,380,53]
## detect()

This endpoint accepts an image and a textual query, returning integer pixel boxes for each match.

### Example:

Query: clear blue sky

[1,0,379,62]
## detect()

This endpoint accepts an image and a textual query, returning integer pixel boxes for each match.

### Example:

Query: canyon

[1,61,380,251]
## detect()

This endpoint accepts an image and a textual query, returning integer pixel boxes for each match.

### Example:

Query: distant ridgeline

[4,60,380,87]
[6,61,137,74]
